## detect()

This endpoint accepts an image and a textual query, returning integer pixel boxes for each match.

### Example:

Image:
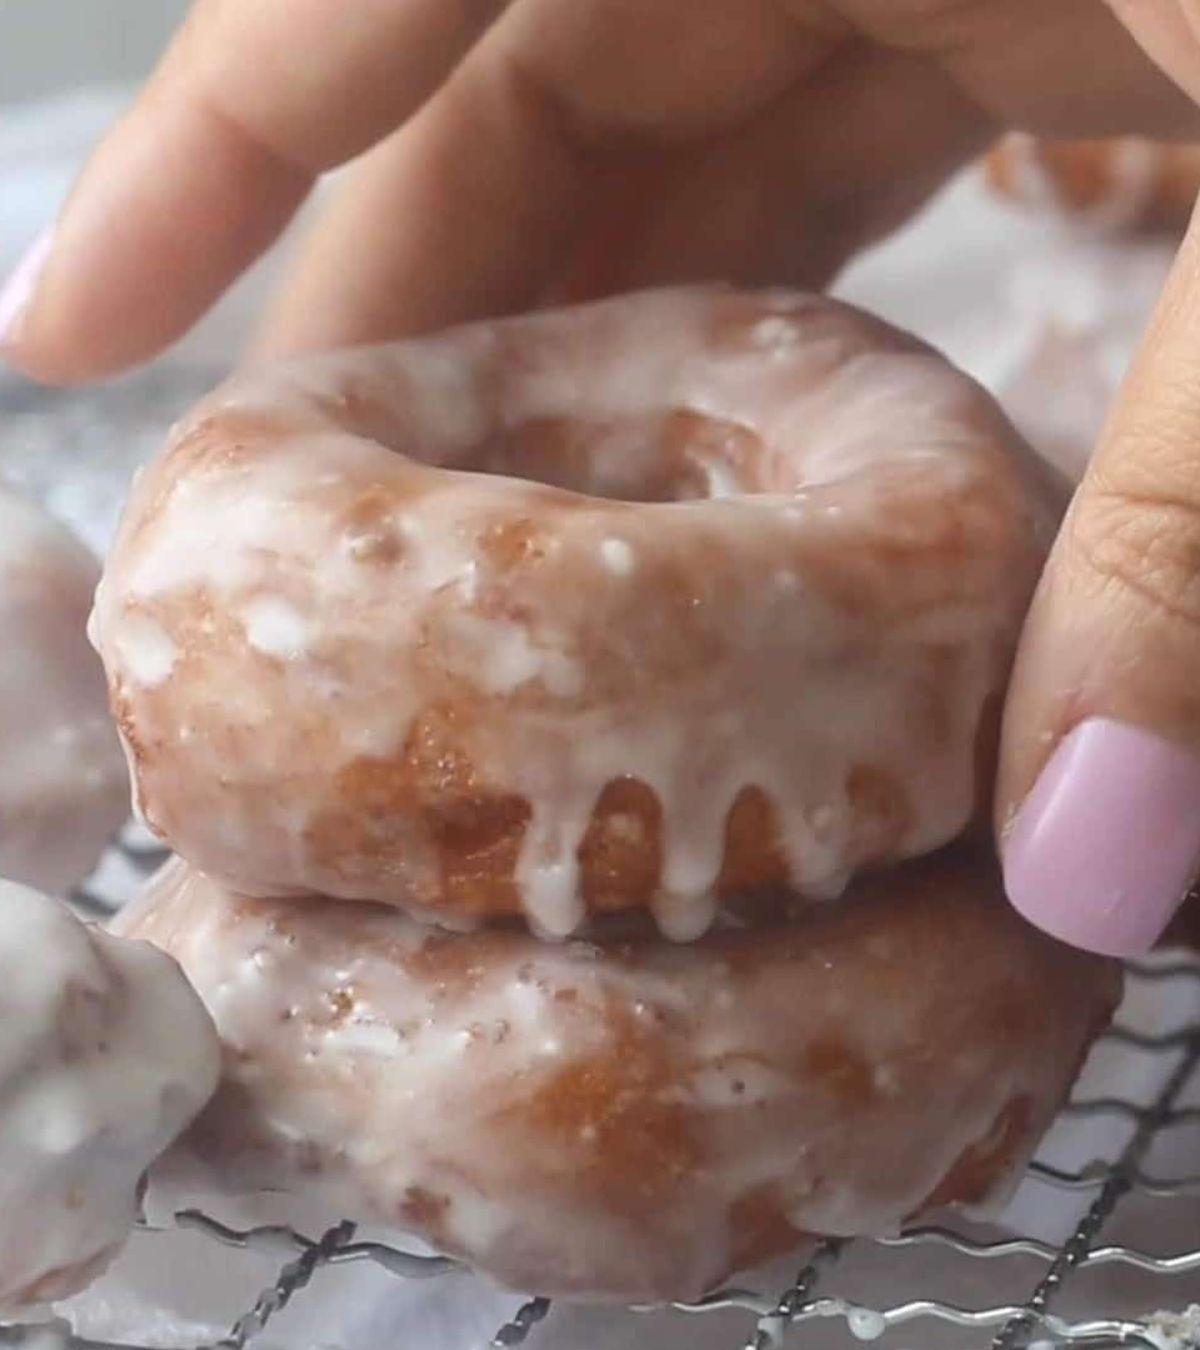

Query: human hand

[998,0,1200,958]
[0,0,1195,383]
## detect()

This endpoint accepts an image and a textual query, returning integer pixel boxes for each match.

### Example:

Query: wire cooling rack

[3,826,1185,1350]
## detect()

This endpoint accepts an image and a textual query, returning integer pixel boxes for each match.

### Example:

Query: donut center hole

[468,409,770,503]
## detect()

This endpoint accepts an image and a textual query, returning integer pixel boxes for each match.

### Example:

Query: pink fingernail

[1003,719,1200,957]
[0,229,53,347]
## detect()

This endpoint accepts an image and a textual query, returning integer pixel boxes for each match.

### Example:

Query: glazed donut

[0,880,218,1309]
[0,481,129,894]
[92,287,1060,938]
[118,849,1119,1303]
[984,134,1200,235]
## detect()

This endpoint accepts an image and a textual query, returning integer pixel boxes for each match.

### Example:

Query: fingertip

[0,228,54,348]
[1,89,310,385]
[1001,718,1200,957]
[0,228,116,385]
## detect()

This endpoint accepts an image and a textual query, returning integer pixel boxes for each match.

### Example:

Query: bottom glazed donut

[117,849,1119,1303]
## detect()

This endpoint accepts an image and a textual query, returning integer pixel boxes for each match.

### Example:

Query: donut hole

[468,410,771,503]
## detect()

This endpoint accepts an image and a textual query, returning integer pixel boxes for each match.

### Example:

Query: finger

[0,0,500,384]
[997,198,1200,956]
[1107,1,1200,107]
[947,0,1200,135]
[551,44,994,301]
[253,58,588,353]
[551,0,1200,303]
[255,0,831,354]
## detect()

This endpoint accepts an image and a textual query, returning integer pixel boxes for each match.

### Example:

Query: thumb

[998,203,1200,957]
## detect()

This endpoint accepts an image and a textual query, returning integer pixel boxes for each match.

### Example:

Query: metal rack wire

[4,828,1183,1349]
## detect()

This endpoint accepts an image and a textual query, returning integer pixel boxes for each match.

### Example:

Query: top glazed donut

[93,287,1060,937]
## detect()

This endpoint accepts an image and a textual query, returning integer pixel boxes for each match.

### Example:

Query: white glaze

[598,537,635,576]
[0,880,218,1309]
[93,287,1060,935]
[0,482,129,894]
[120,854,1118,1303]
[241,596,312,661]
[110,612,178,688]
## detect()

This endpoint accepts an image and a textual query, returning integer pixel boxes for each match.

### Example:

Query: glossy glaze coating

[121,850,1118,1302]
[94,288,1059,936]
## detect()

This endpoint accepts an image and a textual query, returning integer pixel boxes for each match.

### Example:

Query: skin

[997,0,1200,818]
[7,0,1200,942]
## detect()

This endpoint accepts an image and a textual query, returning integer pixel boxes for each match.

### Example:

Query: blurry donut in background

[0,480,128,893]
[985,135,1200,236]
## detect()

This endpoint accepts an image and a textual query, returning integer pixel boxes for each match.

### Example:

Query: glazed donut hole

[467,409,767,504]
[460,293,816,503]
[268,292,836,505]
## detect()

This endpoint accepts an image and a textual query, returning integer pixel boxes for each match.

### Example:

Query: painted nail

[0,228,53,347]
[1003,718,1200,957]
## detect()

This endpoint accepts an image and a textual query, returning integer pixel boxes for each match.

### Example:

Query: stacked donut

[97,286,1120,1302]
